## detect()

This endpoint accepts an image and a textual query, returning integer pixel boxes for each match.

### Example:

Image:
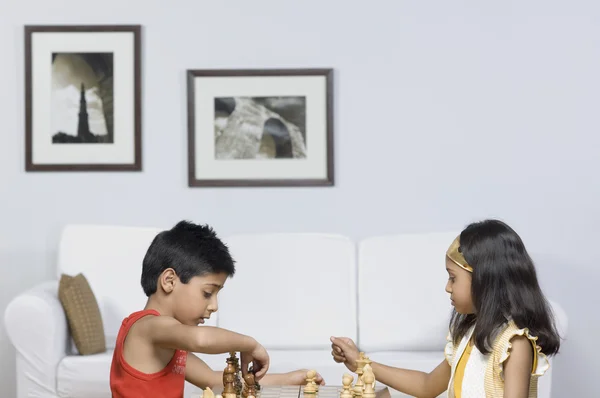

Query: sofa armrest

[4,280,68,394]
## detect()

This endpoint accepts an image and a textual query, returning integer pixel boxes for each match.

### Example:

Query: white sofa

[4,225,568,398]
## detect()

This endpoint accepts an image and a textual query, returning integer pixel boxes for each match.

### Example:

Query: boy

[110,220,324,397]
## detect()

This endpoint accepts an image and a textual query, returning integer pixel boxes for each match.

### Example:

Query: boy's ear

[159,268,177,293]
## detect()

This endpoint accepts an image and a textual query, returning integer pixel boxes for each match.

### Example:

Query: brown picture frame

[187,69,334,187]
[24,25,142,172]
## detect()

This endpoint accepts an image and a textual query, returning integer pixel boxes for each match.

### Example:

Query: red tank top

[110,309,188,398]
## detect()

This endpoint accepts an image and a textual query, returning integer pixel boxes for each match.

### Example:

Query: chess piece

[362,366,376,398]
[223,354,237,398]
[231,353,244,396]
[248,364,262,392]
[340,373,354,398]
[244,374,257,398]
[362,364,375,391]
[305,369,319,393]
[204,387,216,398]
[303,369,318,395]
[353,354,366,398]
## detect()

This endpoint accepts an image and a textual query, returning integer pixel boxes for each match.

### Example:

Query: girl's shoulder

[491,320,550,380]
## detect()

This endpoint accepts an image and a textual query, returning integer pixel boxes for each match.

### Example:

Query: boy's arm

[141,316,270,378]
[185,353,223,390]
[261,370,325,386]
[144,317,257,354]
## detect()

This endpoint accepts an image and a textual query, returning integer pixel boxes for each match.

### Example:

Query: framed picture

[187,69,334,187]
[25,25,142,171]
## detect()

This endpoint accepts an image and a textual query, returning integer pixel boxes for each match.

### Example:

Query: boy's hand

[241,342,270,380]
[285,369,326,386]
[330,336,359,372]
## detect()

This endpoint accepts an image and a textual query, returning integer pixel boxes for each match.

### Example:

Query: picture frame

[187,69,334,187]
[24,25,142,171]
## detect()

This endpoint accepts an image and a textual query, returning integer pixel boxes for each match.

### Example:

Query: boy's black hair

[141,220,235,296]
[449,219,561,356]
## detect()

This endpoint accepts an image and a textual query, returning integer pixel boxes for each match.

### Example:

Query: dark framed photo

[25,25,142,171]
[187,69,334,187]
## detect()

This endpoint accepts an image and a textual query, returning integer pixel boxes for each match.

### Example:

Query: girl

[330,219,561,398]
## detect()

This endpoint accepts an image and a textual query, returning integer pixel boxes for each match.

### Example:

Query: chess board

[191,385,391,398]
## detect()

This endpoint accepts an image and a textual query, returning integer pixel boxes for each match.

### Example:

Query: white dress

[444,321,550,398]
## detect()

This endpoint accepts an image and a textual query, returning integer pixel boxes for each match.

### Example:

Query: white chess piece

[203,387,216,398]
[340,373,354,398]
[362,367,375,398]
[304,370,318,394]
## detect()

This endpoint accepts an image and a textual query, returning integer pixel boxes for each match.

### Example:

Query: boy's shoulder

[124,310,180,336]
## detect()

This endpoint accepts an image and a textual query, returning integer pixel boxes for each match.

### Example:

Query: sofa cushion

[358,232,458,352]
[57,351,112,398]
[58,273,106,355]
[216,234,357,349]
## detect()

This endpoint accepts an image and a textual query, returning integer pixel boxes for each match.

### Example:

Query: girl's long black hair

[449,219,561,355]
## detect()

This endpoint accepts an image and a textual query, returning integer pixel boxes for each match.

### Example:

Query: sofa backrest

[56,224,216,349]
[357,232,459,352]
[216,233,357,350]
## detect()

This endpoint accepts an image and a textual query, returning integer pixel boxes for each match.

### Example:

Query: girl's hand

[330,336,360,372]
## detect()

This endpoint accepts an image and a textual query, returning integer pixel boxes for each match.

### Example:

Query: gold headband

[446,236,473,272]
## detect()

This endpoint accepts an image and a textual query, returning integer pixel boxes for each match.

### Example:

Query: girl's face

[445,258,475,314]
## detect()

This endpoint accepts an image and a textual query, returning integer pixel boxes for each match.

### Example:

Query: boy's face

[445,258,474,315]
[172,271,228,326]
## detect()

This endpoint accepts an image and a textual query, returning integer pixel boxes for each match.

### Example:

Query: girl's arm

[502,335,534,398]
[371,359,450,398]
[330,337,450,398]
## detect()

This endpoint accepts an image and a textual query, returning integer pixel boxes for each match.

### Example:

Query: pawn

[340,373,354,398]
[203,387,216,398]
[304,370,318,395]
[244,374,257,398]
[362,367,376,398]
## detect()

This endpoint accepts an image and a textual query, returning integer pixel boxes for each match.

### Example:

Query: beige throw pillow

[58,273,106,355]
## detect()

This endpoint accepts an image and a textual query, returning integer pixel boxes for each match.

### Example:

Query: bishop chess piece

[340,373,354,398]
[362,365,376,398]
